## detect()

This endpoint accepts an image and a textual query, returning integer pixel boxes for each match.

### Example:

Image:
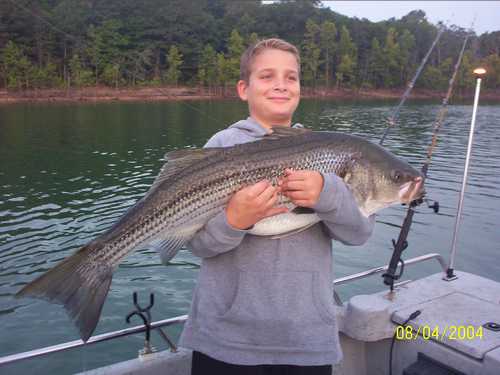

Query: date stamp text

[395,325,483,341]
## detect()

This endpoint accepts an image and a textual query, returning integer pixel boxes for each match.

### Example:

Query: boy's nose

[273,78,287,91]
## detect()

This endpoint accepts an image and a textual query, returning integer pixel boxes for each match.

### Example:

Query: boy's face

[237,49,300,128]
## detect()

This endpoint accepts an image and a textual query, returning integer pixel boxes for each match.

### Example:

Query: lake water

[0,99,499,374]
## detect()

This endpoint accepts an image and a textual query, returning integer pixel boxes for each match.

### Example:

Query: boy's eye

[288,76,298,81]
[261,74,272,80]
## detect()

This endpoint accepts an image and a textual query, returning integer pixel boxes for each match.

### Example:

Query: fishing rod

[446,67,486,280]
[382,31,471,291]
[379,26,445,146]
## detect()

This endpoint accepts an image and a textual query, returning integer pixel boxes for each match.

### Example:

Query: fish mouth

[398,176,425,204]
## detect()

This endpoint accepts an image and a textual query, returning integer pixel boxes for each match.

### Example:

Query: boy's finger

[246,180,270,197]
[281,180,305,192]
[264,189,281,209]
[284,190,309,201]
[256,184,278,204]
[283,170,308,181]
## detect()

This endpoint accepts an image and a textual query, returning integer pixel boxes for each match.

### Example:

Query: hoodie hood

[204,117,304,148]
[228,117,304,138]
[228,117,270,138]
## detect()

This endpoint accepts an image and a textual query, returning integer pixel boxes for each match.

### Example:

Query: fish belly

[249,211,321,237]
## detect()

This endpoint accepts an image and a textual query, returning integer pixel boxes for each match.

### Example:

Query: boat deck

[76,270,500,375]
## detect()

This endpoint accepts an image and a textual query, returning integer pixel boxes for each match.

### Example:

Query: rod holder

[126,292,157,356]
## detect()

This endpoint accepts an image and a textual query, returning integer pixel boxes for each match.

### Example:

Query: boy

[179,38,375,374]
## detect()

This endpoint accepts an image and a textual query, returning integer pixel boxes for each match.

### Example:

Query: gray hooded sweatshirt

[179,117,375,366]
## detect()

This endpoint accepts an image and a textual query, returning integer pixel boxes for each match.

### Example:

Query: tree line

[0,0,499,92]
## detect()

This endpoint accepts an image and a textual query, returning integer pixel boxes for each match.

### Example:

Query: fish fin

[164,147,225,161]
[15,245,113,342]
[150,224,203,264]
[150,236,188,265]
[265,126,312,140]
[265,222,318,240]
[152,148,223,189]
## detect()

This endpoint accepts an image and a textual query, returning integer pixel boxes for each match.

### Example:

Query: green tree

[336,54,356,88]
[216,52,229,95]
[125,48,153,86]
[1,41,33,89]
[478,31,500,56]
[51,0,90,85]
[0,0,497,92]
[102,64,121,88]
[419,65,444,89]
[227,29,245,84]
[397,29,416,84]
[367,38,385,88]
[69,54,93,87]
[302,19,321,88]
[197,65,206,89]
[481,54,500,89]
[86,25,104,85]
[337,26,356,64]
[197,44,217,92]
[368,28,403,88]
[336,26,357,87]
[383,28,401,87]
[86,20,129,85]
[165,45,183,86]
[418,56,452,90]
[247,32,260,47]
[32,59,60,88]
[456,52,475,92]
[320,20,337,88]
[235,12,258,40]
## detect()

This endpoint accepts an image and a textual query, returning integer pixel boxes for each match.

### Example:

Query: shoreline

[1,86,499,104]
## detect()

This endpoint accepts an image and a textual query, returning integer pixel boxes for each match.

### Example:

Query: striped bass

[16,126,424,342]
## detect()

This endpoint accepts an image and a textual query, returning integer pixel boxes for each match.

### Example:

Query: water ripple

[0,100,499,374]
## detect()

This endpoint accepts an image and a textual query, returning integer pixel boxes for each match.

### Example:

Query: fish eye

[391,170,402,182]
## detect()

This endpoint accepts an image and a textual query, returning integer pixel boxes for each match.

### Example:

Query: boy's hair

[240,38,301,83]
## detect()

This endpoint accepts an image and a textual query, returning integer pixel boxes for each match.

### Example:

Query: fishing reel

[384,197,439,291]
[402,197,439,214]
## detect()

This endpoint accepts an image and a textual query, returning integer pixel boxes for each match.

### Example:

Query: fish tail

[15,244,113,342]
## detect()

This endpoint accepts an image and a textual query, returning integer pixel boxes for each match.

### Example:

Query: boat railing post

[445,67,487,281]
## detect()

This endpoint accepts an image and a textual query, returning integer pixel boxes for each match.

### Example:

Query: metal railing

[334,253,446,286]
[0,252,446,367]
[0,315,187,366]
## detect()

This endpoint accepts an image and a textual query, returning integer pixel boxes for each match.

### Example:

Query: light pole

[445,67,486,280]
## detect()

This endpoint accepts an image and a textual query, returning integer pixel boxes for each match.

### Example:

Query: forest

[1,0,499,93]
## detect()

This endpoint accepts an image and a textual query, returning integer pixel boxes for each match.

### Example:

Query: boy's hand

[226,180,288,230]
[279,169,324,208]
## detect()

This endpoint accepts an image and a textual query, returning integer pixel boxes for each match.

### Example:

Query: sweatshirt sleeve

[188,210,249,258]
[186,131,249,258]
[312,172,375,246]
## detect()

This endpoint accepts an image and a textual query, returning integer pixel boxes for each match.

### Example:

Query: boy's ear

[237,80,248,101]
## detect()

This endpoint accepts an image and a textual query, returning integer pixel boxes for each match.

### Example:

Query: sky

[322,1,500,35]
